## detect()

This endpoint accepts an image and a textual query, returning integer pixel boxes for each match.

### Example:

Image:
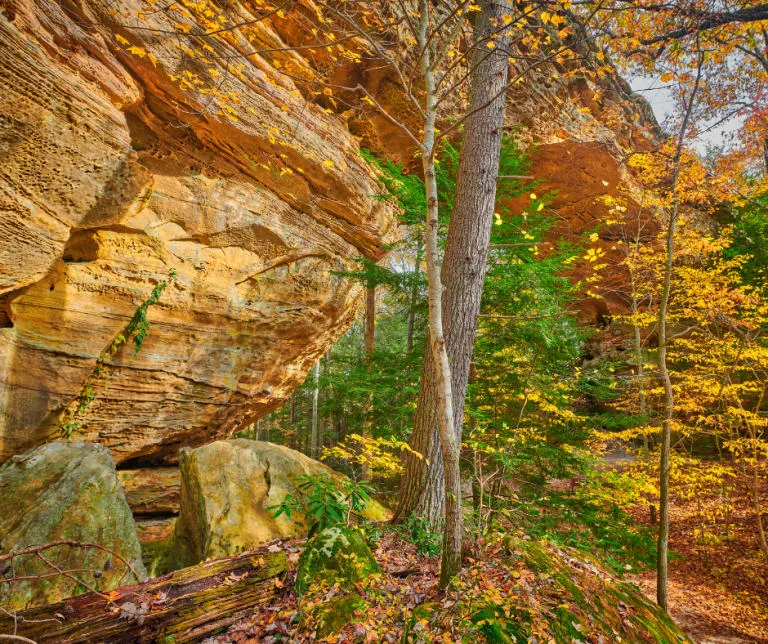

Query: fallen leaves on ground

[629,469,768,643]
[205,530,684,643]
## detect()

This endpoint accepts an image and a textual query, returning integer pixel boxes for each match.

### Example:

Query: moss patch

[295,526,380,595]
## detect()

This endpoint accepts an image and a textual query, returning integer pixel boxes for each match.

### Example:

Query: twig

[33,552,107,601]
[0,635,38,643]
[0,541,141,591]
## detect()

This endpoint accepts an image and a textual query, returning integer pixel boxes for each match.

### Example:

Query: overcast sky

[630,74,744,154]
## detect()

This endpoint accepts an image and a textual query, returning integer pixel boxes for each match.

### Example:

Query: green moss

[141,535,176,578]
[295,526,380,595]
[495,534,692,643]
[471,605,532,643]
[309,593,367,639]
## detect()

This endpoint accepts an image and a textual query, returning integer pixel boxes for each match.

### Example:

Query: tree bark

[310,360,320,460]
[395,0,511,535]
[362,285,376,479]
[656,46,704,611]
[406,242,423,356]
[0,551,287,643]
[656,207,674,611]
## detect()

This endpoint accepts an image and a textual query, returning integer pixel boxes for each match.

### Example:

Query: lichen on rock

[294,526,380,596]
[171,440,388,569]
[0,442,146,609]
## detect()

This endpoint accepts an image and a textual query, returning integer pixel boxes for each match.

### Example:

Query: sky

[630,74,746,155]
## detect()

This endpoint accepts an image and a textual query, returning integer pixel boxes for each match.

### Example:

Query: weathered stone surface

[136,518,177,578]
[295,526,380,596]
[0,0,395,465]
[0,442,146,609]
[172,440,388,568]
[118,468,181,516]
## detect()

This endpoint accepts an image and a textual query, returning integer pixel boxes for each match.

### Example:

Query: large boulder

[294,526,380,596]
[0,442,146,609]
[0,0,395,467]
[172,440,388,568]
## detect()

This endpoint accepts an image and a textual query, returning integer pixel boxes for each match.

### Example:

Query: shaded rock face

[0,442,146,609]
[118,467,181,517]
[0,0,395,465]
[172,440,388,569]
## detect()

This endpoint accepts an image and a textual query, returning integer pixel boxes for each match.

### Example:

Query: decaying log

[0,549,289,643]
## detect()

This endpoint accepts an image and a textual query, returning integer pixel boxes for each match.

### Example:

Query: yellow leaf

[115,34,130,46]
[127,46,147,58]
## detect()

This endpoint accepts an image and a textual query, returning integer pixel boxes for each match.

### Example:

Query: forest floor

[207,529,683,644]
[628,472,768,643]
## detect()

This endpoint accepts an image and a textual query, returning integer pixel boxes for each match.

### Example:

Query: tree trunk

[395,0,511,537]
[631,292,650,455]
[656,46,703,612]
[413,0,461,590]
[289,392,296,449]
[406,242,422,356]
[394,356,446,524]
[310,360,320,460]
[656,200,675,612]
[747,418,768,558]
[0,551,288,643]
[362,285,376,479]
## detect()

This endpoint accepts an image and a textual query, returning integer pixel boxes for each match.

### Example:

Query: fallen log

[0,548,289,643]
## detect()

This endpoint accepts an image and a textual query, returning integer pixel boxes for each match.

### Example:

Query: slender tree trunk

[408,0,461,589]
[746,405,768,558]
[288,393,296,449]
[362,285,376,479]
[310,360,320,460]
[656,48,704,611]
[656,198,675,613]
[631,294,650,455]
[407,242,423,356]
[395,0,512,543]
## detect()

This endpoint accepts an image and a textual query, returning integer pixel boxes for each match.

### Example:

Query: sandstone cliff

[0,0,657,466]
[0,0,395,464]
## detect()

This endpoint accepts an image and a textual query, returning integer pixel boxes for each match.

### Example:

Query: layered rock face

[0,1,395,464]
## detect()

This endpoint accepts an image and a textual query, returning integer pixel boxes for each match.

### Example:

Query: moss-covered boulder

[0,442,147,609]
[295,526,380,595]
[172,440,388,568]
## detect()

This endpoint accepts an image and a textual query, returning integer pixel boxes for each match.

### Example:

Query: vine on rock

[59,269,177,438]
